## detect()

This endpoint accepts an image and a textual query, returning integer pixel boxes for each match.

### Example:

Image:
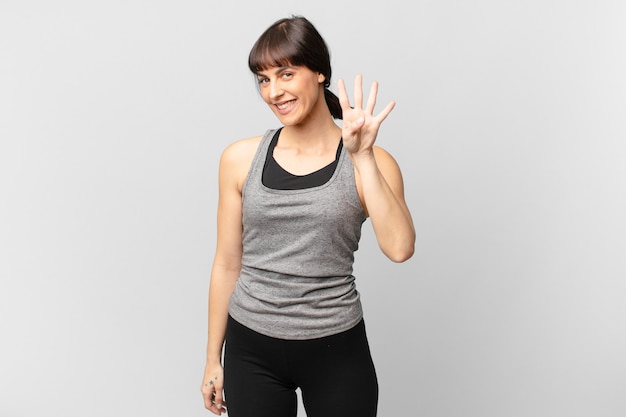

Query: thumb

[345,117,364,135]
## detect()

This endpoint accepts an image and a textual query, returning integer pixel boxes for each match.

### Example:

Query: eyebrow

[256,66,295,77]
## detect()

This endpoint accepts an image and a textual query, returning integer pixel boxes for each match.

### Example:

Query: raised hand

[337,74,395,157]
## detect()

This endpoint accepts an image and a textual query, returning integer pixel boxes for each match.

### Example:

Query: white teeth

[277,100,294,110]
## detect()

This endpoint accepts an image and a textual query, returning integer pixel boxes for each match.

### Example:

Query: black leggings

[224,316,378,417]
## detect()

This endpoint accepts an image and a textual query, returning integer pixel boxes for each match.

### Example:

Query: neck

[283,120,339,143]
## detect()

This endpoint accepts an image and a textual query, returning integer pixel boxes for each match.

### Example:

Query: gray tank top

[228,128,367,339]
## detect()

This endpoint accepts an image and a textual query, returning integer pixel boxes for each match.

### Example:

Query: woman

[201,15,415,417]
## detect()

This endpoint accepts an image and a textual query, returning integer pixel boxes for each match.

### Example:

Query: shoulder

[221,135,263,164]
[219,135,264,189]
[372,145,407,190]
[372,145,402,172]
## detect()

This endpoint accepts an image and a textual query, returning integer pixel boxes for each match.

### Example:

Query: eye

[257,76,270,85]
[282,72,293,79]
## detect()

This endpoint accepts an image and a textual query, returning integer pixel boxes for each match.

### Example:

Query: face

[256,65,326,126]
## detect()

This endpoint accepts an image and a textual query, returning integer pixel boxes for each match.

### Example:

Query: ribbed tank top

[228,128,367,340]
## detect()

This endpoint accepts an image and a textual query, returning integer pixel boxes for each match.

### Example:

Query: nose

[269,80,284,100]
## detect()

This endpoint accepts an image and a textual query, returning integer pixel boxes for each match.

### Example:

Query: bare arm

[201,138,259,414]
[353,146,415,262]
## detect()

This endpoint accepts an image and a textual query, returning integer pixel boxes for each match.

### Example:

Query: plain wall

[1,1,625,416]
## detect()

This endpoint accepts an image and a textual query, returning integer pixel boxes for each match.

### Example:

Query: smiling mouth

[276,100,295,110]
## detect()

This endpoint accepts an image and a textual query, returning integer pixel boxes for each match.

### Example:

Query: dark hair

[248,16,342,119]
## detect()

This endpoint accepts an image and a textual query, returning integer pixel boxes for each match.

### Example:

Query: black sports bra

[262,128,343,190]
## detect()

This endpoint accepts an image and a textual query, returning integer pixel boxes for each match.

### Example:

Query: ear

[317,73,326,84]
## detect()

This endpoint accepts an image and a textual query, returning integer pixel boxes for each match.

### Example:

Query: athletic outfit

[224,128,378,417]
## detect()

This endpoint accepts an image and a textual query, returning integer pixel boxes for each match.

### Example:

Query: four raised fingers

[337,74,394,121]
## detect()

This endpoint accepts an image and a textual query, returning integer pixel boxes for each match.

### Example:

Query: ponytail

[324,87,342,120]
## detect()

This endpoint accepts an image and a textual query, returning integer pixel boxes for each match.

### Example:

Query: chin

[275,115,301,127]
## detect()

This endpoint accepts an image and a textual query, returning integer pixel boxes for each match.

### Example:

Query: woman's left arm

[353,146,415,262]
[339,75,415,262]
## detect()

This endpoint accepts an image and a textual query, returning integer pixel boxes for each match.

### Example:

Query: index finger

[337,78,352,111]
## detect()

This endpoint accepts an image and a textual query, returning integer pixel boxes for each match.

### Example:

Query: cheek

[259,89,272,104]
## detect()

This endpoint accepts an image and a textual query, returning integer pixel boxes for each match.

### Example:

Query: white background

[1,1,625,416]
